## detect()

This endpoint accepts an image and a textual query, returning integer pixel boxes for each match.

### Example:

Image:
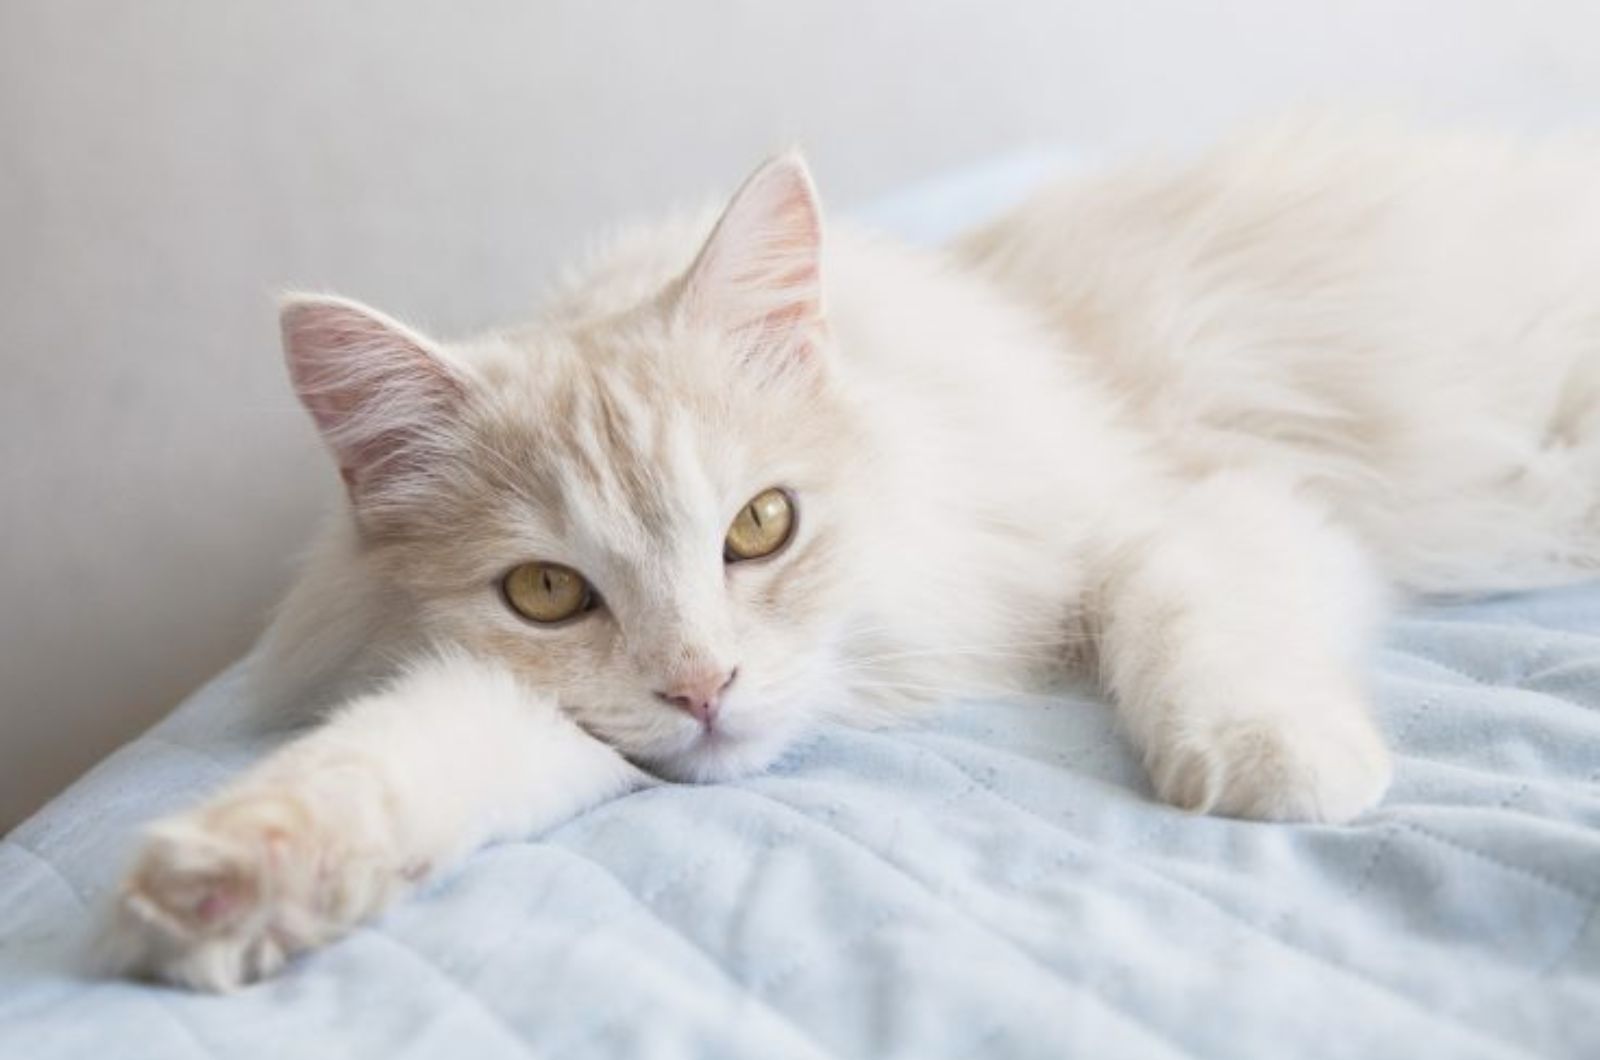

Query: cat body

[101,124,1600,989]
[964,125,1600,593]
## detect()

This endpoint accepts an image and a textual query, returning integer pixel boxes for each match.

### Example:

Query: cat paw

[1146,706,1392,823]
[94,790,372,991]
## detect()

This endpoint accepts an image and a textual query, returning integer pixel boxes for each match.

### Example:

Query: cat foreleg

[96,649,646,990]
[1092,470,1393,823]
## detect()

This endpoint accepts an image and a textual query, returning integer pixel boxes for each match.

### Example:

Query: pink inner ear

[280,297,463,496]
[683,153,826,357]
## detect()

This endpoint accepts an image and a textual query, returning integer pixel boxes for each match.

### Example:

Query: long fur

[102,124,1600,988]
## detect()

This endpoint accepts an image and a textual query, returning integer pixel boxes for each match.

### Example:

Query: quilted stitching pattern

[2,586,1596,1058]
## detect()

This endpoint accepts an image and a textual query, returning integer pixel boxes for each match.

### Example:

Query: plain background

[4,1,1600,831]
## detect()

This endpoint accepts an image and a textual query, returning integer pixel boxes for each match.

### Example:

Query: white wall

[4,0,1599,830]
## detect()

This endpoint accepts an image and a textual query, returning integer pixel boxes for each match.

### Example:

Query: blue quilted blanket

[2,160,1598,1060]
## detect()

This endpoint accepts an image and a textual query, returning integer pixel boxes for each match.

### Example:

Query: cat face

[282,155,867,780]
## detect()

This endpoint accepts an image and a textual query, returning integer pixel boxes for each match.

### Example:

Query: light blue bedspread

[3,160,1598,1060]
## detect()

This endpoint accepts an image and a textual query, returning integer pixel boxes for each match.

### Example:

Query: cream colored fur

[101,124,1600,989]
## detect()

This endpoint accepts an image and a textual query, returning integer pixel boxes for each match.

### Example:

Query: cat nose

[654,666,737,726]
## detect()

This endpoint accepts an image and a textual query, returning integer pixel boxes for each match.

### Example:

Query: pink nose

[655,666,737,726]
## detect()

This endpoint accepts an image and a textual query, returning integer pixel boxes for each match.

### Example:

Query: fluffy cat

[100,123,1600,989]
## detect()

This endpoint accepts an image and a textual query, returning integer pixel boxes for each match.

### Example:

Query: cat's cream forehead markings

[461,337,689,549]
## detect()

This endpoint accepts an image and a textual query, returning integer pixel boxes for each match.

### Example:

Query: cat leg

[1091,469,1393,823]
[96,649,647,991]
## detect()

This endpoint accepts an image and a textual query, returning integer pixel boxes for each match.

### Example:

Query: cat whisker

[846,641,1073,659]
[841,641,1088,666]
[842,677,1074,703]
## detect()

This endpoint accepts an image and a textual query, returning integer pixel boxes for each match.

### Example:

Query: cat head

[281,154,869,780]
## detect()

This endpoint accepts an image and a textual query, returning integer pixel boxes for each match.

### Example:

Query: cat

[98,121,1600,990]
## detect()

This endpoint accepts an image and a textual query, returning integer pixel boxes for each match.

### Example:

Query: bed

[2,157,1597,1060]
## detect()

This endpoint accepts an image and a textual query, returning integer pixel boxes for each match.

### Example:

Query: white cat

[100,122,1600,989]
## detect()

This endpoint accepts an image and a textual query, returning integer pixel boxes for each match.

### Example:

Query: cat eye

[501,561,595,624]
[725,487,796,562]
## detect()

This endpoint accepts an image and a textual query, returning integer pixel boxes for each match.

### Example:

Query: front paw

[95,790,386,991]
[1146,705,1392,823]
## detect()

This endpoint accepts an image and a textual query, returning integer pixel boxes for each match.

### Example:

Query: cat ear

[279,293,466,498]
[680,151,826,368]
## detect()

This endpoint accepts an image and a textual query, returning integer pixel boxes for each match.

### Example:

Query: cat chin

[638,726,798,784]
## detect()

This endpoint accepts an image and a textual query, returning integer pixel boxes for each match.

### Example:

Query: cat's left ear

[679,151,827,370]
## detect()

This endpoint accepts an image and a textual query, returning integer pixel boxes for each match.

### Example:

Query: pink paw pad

[193,882,247,926]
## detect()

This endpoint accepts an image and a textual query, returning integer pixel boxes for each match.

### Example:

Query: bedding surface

[3,160,1599,1060]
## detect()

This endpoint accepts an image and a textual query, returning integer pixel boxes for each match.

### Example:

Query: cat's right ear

[279,294,466,499]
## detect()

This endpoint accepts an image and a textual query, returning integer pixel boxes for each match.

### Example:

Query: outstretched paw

[1147,704,1391,823]
[95,790,384,991]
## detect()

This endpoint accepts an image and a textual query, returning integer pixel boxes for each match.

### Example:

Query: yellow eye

[725,488,796,562]
[502,562,594,624]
